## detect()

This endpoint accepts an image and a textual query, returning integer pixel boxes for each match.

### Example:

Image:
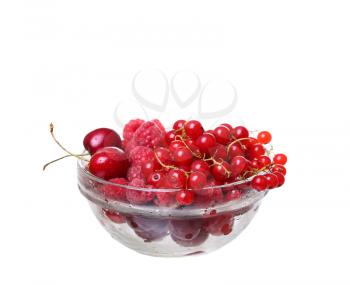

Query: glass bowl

[77,159,267,257]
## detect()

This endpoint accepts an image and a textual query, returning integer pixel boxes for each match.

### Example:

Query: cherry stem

[43,153,89,171]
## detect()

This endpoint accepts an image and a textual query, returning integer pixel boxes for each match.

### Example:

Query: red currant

[169,140,185,152]
[189,171,207,190]
[230,156,247,177]
[220,123,233,131]
[227,143,244,160]
[251,175,268,191]
[184,120,203,140]
[154,147,171,165]
[211,161,232,182]
[246,143,265,160]
[257,131,272,144]
[214,126,231,145]
[166,169,187,189]
[173,119,186,131]
[171,147,193,166]
[147,172,165,187]
[273,153,287,165]
[191,160,210,175]
[195,133,216,154]
[271,164,287,175]
[176,190,194,205]
[273,172,285,187]
[225,189,241,201]
[232,126,249,139]
[165,130,176,144]
[257,155,272,168]
[264,173,279,189]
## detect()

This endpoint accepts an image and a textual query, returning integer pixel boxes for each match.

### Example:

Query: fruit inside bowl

[45,119,287,257]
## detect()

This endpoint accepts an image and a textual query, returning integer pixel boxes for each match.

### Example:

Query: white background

[1,0,350,284]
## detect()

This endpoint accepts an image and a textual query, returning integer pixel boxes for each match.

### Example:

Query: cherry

[257,155,272,168]
[191,160,210,175]
[251,175,268,191]
[165,130,176,144]
[195,133,216,154]
[257,131,272,144]
[227,143,244,160]
[273,172,285,187]
[176,189,194,205]
[272,164,287,175]
[264,173,279,189]
[89,147,129,180]
[184,120,203,140]
[230,156,247,177]
[232,126,249,139]
[211,161,232,182]
[273,153,287,165]
[83,128,122,155]
[246,143,265,160]
[173,119,186,131]
[189,171,207,190]
[214,126,231,145]
[171,147,193,166]
[166,169,187,189]
[154,147,171,165]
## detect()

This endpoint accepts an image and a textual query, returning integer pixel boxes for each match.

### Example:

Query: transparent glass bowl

[77,160,267,257]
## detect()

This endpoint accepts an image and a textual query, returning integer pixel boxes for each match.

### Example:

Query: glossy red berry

[273,172,285,187]
[273,153,287,165]
[225,189,241,201]
[166,169,187,189]
[220,123,233,131]
[103,209,126,224]
[195,133,216,154]
[169,140,185,152]
[165,130,176,144]
[173,119,186,130]
[211,161,232,182]
[191,160,210,175]
[251,175,268,191]
[83,128,122,155]
[176,190,194,206]
[257,131,272,144]
[189,171,207,190]
[147,172,165,187]
[184,120,203,140]
[171,147,193,166]
[214,126,231,145]
[230,156,247,177]
[272,164,287,175]
[227,143,244,160]
[264,173,279,189]
[154,147,171,165]
[257,155,272,168]
[89,147,129,180]
[246,143,265,160]
[232,126,249,139]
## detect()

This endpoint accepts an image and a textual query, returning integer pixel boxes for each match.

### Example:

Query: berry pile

[45,119,287,246]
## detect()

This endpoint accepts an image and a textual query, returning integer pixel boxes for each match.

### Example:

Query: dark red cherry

[83,128,122,155]
[88,147,129,180]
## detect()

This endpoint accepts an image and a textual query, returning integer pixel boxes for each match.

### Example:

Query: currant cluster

[63,119,287,207]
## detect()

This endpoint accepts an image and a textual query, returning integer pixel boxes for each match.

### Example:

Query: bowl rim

[77,159,262,193]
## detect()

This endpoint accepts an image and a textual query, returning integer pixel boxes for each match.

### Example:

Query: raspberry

[154,192,176,207]
[127,165,144,181]
[123,119,145,142]
[126,179,155,205]
[132,120,166,148]
[99,178,128,201]
[129,146,155,166]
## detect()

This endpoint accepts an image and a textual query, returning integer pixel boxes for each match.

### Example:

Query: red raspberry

[129,146,155,166]
[132,120,166,148]
[123,119,145,142]
[154,192,177,207]
[127,165,144,181]
[99,178,128,201]
[126,179,155,205]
